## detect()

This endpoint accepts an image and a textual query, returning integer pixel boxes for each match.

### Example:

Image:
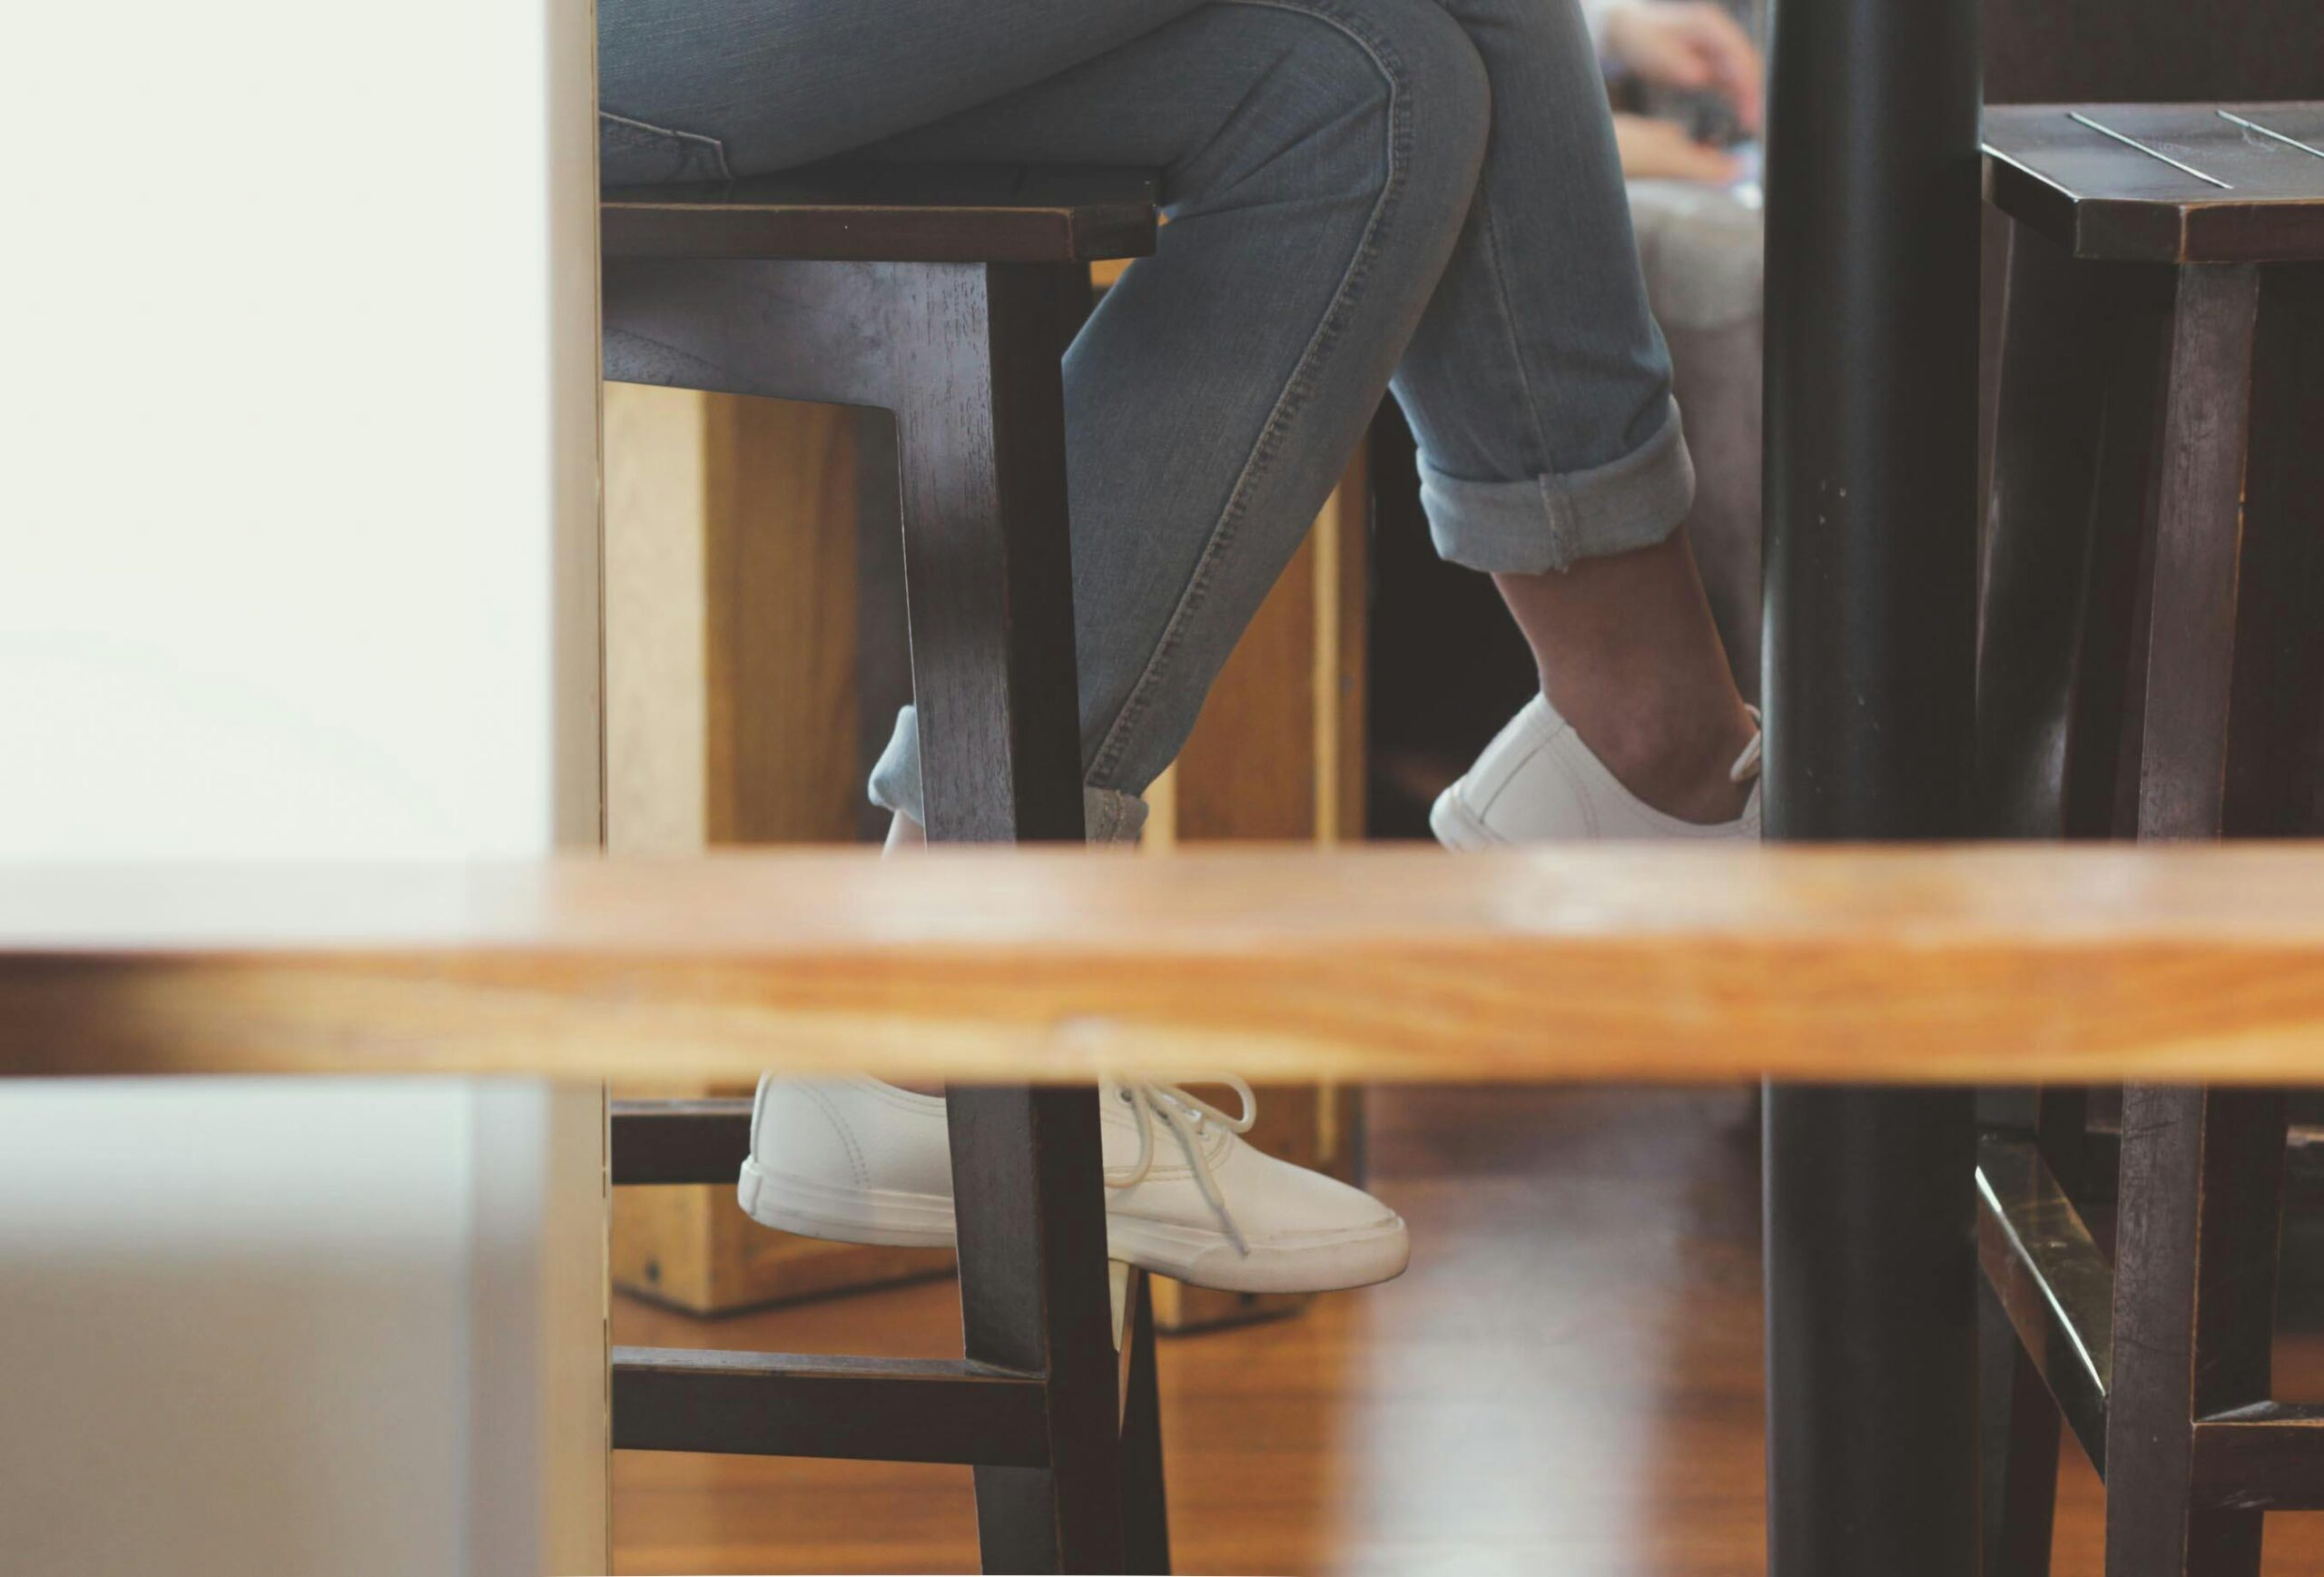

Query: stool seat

[1984,102,2324,262]
[602,162,1159,262]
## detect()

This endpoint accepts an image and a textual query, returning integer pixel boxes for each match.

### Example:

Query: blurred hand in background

[1600,0,1763,130]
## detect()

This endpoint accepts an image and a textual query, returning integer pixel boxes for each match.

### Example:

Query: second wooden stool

[1975,102,2324,1577]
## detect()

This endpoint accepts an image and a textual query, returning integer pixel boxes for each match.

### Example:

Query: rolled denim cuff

[1420,400,1697,575]
[867,705,1150,846]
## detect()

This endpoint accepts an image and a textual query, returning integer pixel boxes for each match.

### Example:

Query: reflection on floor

[612,1086,2324,1575]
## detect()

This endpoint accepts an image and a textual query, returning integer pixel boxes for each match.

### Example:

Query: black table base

[1760,0,1984,1566]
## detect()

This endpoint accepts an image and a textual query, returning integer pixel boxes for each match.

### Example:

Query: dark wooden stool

[598,163,1168,1574]
[1974,103,2324,1577]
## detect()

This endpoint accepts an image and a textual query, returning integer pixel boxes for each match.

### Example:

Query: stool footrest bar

[1976,1133,2116,1474]
[610,1099,753,1185]
[612,1346,1049,1466]
[2194,1405,2324,1510]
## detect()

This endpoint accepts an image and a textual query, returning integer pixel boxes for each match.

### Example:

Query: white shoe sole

[1107,1212,1411,1293]
[1429,782,1499,851]
[737,1158,954,1248]
[739,1158,1411,1293]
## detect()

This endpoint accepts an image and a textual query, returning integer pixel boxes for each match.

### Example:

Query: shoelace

[1104,1077,1258,1256]
[1729,705,1764,784]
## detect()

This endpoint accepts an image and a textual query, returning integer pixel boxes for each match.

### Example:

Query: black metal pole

[1759,0,1983,1566]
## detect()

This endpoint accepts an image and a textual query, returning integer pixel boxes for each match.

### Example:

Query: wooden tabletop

[1984,102,2324,261]
[10,845,2324,1085]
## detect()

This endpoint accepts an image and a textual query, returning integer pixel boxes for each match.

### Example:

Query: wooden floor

[612,1087,2324,1575]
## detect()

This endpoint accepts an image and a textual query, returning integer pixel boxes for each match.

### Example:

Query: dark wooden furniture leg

[891,261,1088,847]
[2132,263,2260,846]
[1977,223,2118,837]
[1118,1275,1173,1575]
[1982,1082,2110,1577]
[2101,261,2275,1577]
[2230,263,2324,840]
[1974,225,2175,842]
[947,1085,1125,1573]
[1974,232,2171,1576]
[886,259,1133,1572]
[2104,1087,2288,1577]
[2076,300,2171,845]
[1982,1274,2063,1577]
[1976,235,2141,1574]
[1759,0,1981,1567]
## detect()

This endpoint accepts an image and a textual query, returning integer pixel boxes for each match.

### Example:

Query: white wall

[0,0,601,859]
[0,1,606,1572]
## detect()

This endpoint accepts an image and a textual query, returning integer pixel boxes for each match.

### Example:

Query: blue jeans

[601,0,1689,842]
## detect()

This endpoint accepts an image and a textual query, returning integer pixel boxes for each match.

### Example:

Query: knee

[1216,1,1489,216]
[1366,1,1492,197]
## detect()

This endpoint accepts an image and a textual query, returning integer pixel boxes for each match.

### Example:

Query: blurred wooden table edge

[9,843,2324,1084]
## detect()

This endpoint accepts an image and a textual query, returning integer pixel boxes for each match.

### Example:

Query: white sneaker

[1430,694,1762,846]
[739,1075,1410,1294]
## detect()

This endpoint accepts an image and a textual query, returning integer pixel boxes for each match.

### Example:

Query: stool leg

[2225,263,2324,836]
[1976,234,2170,1571]
[949,1086,1127,1574]
[1118,1274,1172,1574]
[2105,263,2274,1577]
[1975,223,2126,836]
[1980,1082,2099,1577]
[888,260,1086,846]
[2132,264,2261,843]
[2103,1088,2286,1577]
[2077,302,2172,843]
[888,258,1128,1572]
[1980,1277,2060,1577]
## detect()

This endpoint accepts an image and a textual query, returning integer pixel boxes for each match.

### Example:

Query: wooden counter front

[8,844,2324,1086]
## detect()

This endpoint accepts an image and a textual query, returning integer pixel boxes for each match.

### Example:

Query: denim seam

[1477,195,1556,475]
[1085,0,1411,789]
[600,109,736,182]
[1537,471,1577,561]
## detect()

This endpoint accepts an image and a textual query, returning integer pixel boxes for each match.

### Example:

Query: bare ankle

[1492,532,1757,825]
[1553,681,1758,824]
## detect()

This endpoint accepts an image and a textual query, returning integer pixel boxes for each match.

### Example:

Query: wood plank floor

[612,1087,2324,1574]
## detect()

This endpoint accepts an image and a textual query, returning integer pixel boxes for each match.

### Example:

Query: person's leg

[603,0,1492,841]
[597,0,1212,179]
[611,0,1487,1288]
[606,0,1748,835]
[1492,538,1752,823]
[1397,0,1757,823]
[852,0,1496,838]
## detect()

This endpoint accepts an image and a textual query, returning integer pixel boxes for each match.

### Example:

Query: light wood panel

[605,383,713,853]
[15,845,2324,1084]
[701,394,864,846]
[611,1182,949,1316]
[603,382,865,854]
[604,385,935,1313]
